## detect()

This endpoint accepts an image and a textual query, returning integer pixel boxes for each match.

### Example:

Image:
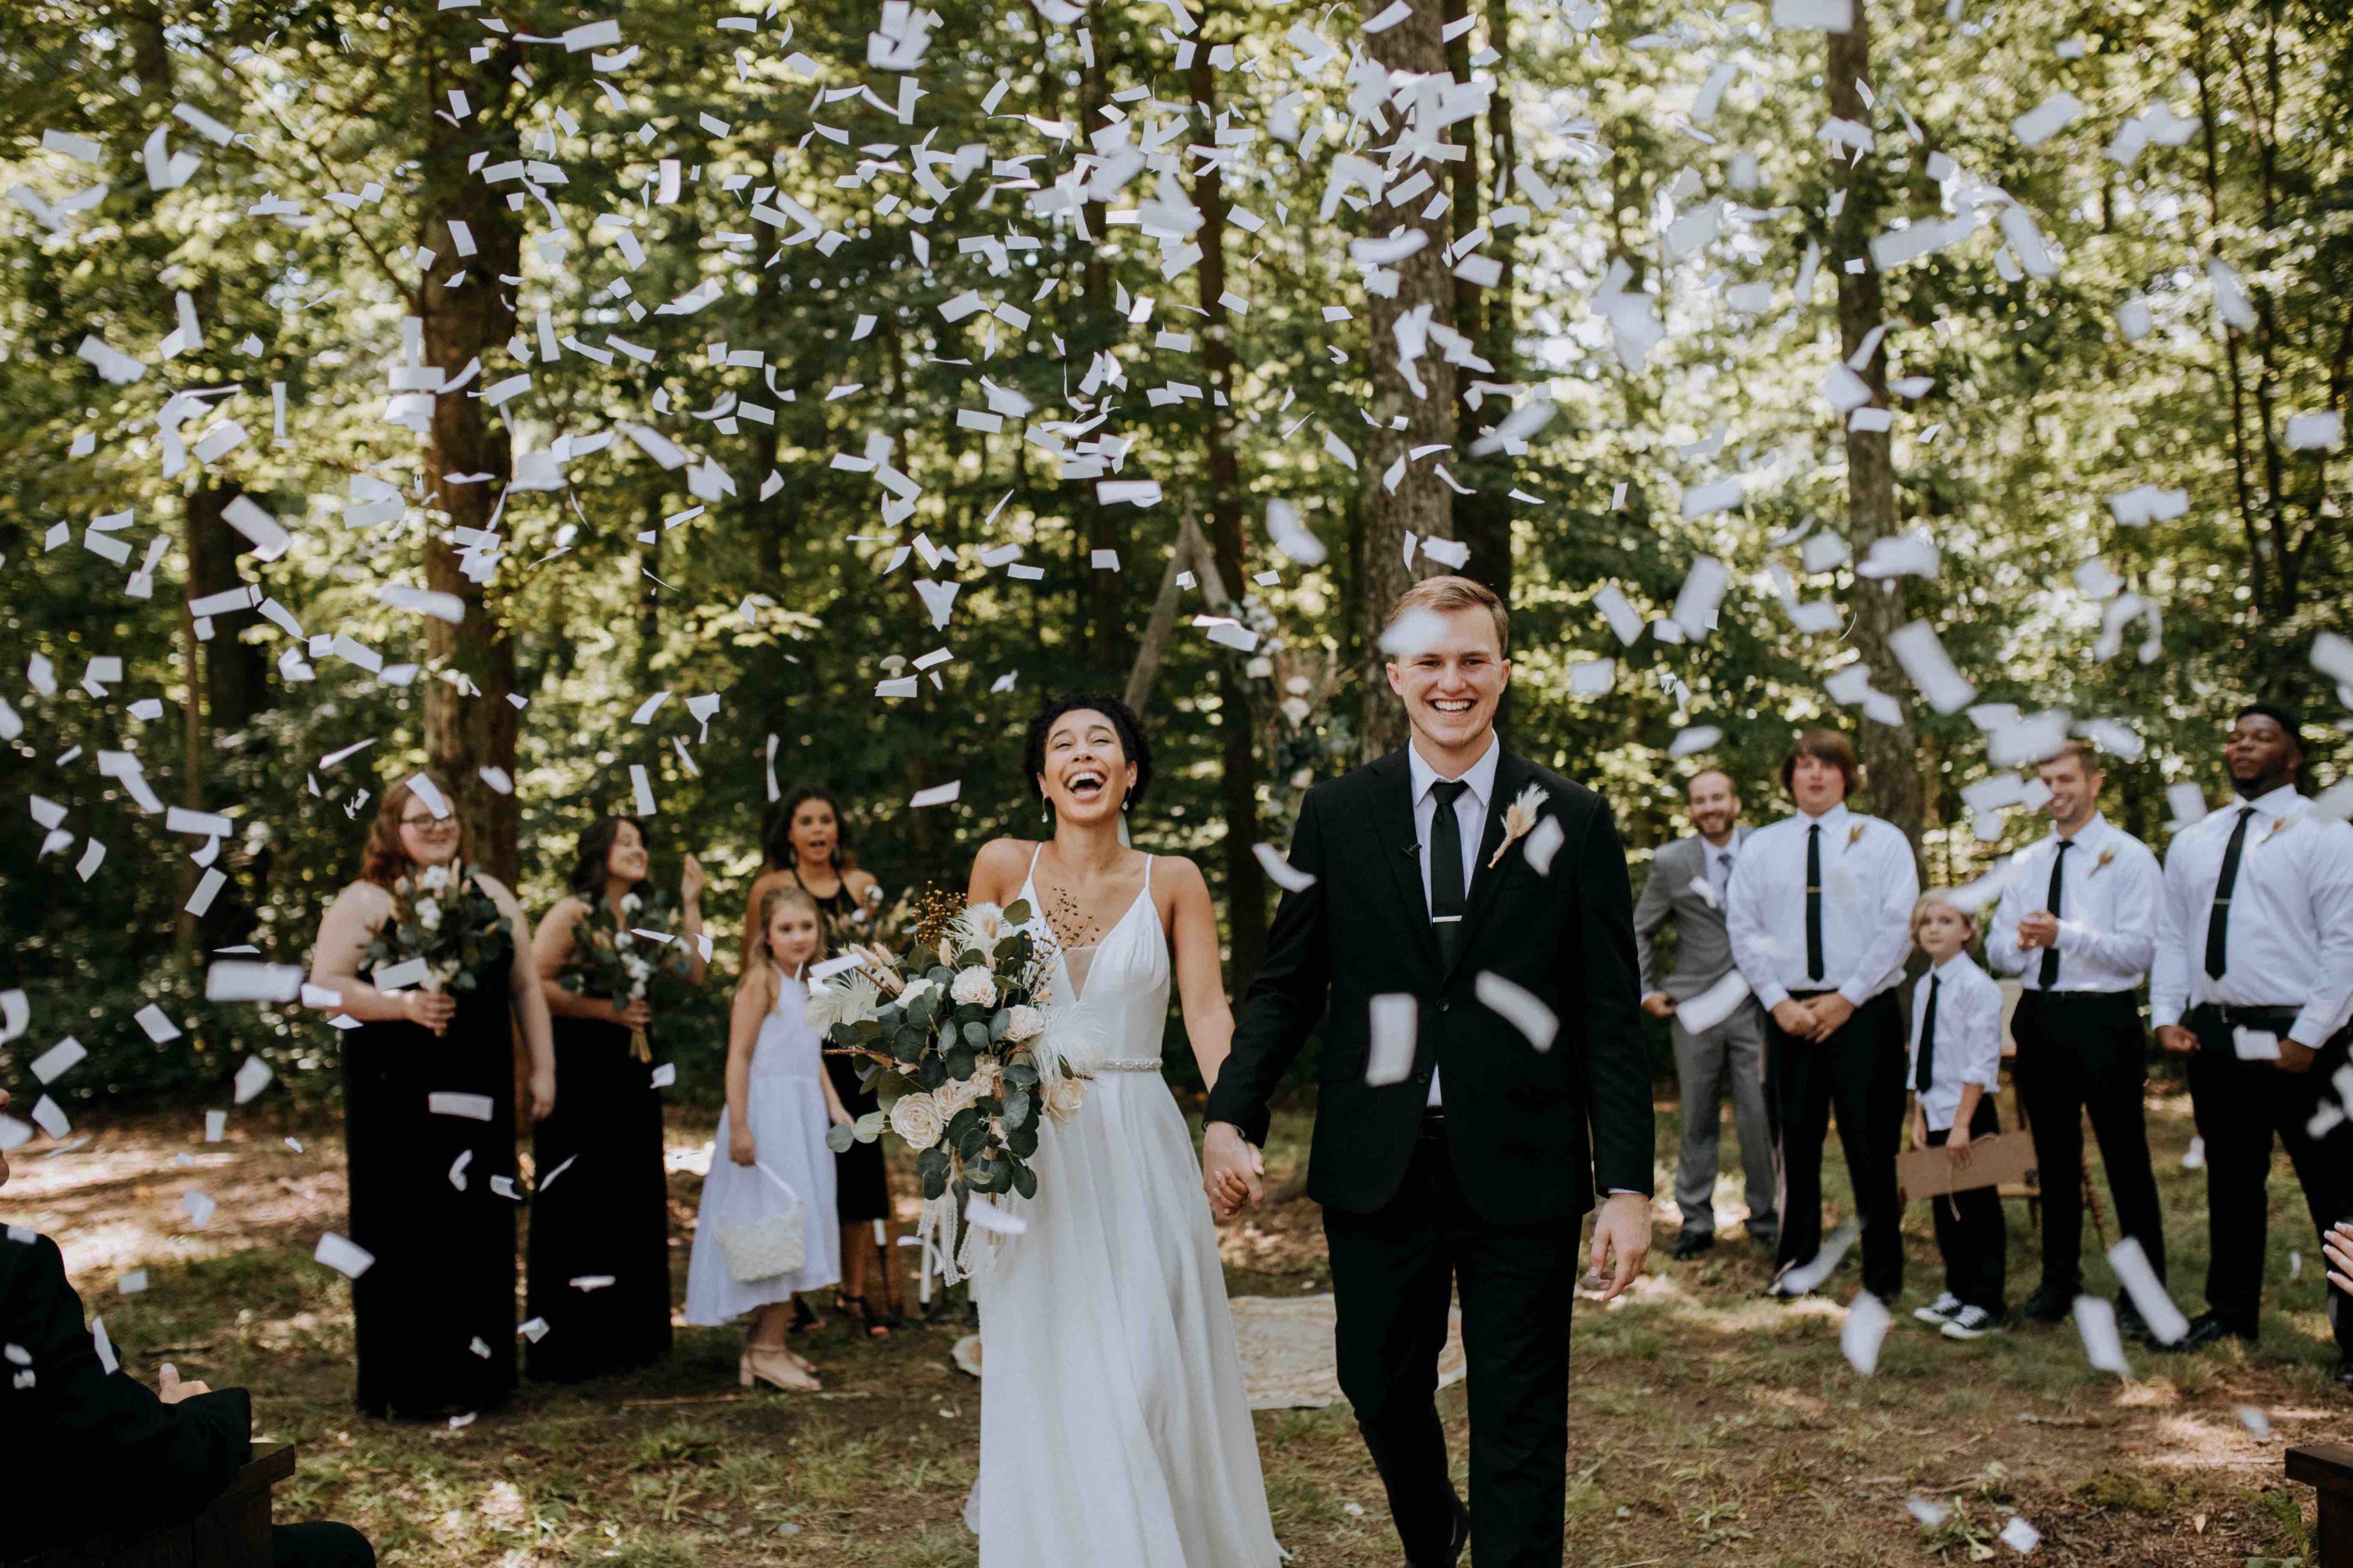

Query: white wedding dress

[969,849,1280,1567]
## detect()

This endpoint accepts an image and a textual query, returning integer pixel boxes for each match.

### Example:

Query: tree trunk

[1357,0,1459,761]
[1075,3,1129,678]
[1827,7,1923,848]
[1187,29,1268,989]
[1452,0,1517,732]
[420,20,523,882]
[180,482,271,954]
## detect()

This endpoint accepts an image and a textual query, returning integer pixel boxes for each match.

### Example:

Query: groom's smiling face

[1386,607,1509,763]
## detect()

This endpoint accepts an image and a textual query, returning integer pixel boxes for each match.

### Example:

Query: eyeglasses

[400,815,458,830]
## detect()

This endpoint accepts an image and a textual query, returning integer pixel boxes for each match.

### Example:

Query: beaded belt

[1085,1059,1164,1072]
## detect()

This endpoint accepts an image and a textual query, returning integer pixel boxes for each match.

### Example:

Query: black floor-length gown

[341,958,520,1419]
[804,880,890,1225]
[526,1013,673,1381]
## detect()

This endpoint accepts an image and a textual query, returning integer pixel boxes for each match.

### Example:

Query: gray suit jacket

[1633,828,1749,999]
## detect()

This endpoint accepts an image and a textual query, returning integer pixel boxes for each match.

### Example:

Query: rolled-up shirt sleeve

[2148,838,2194,1029]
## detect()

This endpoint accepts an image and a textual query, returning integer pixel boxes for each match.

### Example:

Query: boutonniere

[2088,847,2116,878]
[1845,822,1867,851]
[1488,783,1549,868]
[2259,813,2296,845]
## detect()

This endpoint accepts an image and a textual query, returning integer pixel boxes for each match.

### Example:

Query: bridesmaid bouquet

[363,863,512,1028]
[562,889,697,1061]
[808,895,1082,1280]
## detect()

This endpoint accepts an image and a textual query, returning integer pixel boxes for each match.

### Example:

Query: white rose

[419,864,451,891]
[969,1058,1003,1098]
[1004,1005,1046,1044]
[414,896,442,931]
[934,1075,982,1116]
[898,975,936,1011]
[1043,1076,1088,1125]
[951,966,997,1008]
[621,892,642,914]
[888,1092,946,1150]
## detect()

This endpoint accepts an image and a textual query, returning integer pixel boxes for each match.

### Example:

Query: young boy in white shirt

[1907,894,2010,1340]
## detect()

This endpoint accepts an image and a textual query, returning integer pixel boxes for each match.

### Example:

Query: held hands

[402,988,457,1035]
[1588,1192,1650,1303]
[157,1363,211,1405]
[730,1125,758,1167]
[1640,992,1678,1019]
[1201,1121,1265,1221]
[1772,995,1854,1042]
[1770,999,1817,1037]
[2154,1024,2199,1055]
[2325,1222,2353,1296]
[529,1067,557,1123]
[2013,911,2061,950]
[680,853,706,909]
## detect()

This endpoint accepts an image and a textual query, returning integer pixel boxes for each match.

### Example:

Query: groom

[1203,576,1655,1568]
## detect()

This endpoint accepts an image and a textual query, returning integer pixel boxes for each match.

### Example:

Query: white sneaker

[1913,1292,1962,1326]
[1942,1306,2001,1341]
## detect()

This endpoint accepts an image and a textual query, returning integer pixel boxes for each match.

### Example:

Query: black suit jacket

[1,1231,253,1555]
[1205,747,1656,1225]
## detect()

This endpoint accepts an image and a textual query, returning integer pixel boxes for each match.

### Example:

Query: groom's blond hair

[1383,575,1509,658]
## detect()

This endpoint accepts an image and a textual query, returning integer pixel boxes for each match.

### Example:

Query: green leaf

[1006,1061,1040,1091]
[1003,899,1031,926]
[915,1056,947,1091]
[854,1110,886,1142]
[1009,1160,1037,1201]
[944,1043,977,1080]
[962,1019,991,1051]
[920,1167,949,1202]
[892,1026,927,1063]
[915,1146,951,1183]
[824,1122,855,1154]
[1002,1089,1032,1130]
[1006,1125,1039,1160]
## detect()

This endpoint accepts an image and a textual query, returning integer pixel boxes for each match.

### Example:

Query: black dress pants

[2010,990,2166,1295]
[2184,1010,2353,1354]
[1323,1117,1582,1568]
[275,1521,376,1567]
[1766,990,1907,1300]
[1926,1095,2008,1313]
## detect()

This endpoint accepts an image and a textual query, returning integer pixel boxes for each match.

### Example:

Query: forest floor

[7,1090,2347,1567]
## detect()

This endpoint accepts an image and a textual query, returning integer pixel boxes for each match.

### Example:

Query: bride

[962,694,1280,1567]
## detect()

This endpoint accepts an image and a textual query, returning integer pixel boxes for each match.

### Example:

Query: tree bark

[179,482,271,954]
[1827,7,1923,848]
[1075,3,1129,678]
[420,18,523,881]
[1357,0,1459,760]
[1451,0,1516,732]
[1187,30,1268,989]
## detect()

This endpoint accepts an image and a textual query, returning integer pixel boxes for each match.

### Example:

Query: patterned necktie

[1429,779,1471,967]
[1717,847,1735,902]
[1915,974,1940,1092]
[2037,839,2073,990]
[1804,824,1825,983]
[2203,805,2256,980]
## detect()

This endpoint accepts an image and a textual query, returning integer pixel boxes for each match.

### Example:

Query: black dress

[525,1013,673,1381]
[341,953,520,1419]
[801,878,890,1225]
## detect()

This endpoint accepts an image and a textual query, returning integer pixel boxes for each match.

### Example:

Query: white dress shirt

[1985,813,2161,992]
[1726,801,1919,1011]
[2150,784,2353,1044]
[1407,732,1500,1107]
[1908,952,2004,1132]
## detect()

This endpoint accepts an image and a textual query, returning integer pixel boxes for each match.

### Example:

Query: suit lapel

[1367,751,1441,975]
[1442,749,1532,986]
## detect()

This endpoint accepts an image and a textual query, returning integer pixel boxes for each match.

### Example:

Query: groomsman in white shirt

[2150,704,2353,1388]
[1986,740,2169,1338]
[1635,769,1776,1260]
[1727,730,1920,1304]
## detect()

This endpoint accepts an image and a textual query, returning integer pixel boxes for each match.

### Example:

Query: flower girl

[685,886,851,1391]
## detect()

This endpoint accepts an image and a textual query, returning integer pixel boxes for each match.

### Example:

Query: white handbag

[718,1163,807,1284]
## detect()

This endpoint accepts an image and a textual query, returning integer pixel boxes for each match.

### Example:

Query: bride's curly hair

[1023,693,1154,809]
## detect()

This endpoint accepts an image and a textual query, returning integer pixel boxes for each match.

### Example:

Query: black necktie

[1429,779,1471,967]
[1915,974,1939,1092]
[1804,823,1825,982]
[2037,838,2073,990]
[2204,805,2255,980]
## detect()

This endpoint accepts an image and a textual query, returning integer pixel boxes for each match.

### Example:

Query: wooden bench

[5,1443,295,1568]
[2291,1445,2353,1566]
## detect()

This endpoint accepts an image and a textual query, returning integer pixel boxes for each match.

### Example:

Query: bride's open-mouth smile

[1062,767,1109,805]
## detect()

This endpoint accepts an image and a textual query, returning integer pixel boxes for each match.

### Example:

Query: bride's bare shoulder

[969,837,1038,899]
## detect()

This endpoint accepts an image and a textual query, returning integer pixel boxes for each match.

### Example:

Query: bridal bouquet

[563,889,697,1061]
[808,894,1083,1279]
[363,863,512,1030]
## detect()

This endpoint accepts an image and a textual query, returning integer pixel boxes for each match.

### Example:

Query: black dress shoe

[2020,1283,2074,1325]
[2156,1312,2258,1353]
[1671,1231,1716,1261]
[2114,1296,2152,1345]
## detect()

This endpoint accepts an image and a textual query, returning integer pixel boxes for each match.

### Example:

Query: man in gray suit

[1635,769,1777,1260]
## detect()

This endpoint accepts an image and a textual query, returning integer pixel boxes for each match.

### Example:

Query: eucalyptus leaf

[824,1122,855,1154]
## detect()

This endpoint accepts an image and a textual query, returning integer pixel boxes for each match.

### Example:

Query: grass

[8,1088,2343,1566]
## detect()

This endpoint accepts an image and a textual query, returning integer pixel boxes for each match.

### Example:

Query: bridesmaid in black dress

[527,816,707,1381]
[742,784,896,1335]
[308,775,557,1420]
